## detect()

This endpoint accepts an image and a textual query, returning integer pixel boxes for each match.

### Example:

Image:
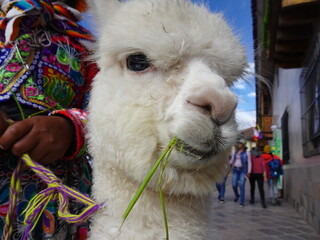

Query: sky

[80,0,256,130]
[204,0,256,130]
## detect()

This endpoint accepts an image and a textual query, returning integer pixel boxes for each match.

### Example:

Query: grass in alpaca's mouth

[119,137,217,240]
[175,139,217,160]
[121,137,178,240]
[120,137,217,239]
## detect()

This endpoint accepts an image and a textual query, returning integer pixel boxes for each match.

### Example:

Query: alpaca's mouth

[175,139,217,160]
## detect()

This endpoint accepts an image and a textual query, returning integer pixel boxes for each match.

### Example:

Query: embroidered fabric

[0,0,97,239]
[0,33,93,111]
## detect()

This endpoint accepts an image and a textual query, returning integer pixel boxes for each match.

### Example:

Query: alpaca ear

[88,0,122,26]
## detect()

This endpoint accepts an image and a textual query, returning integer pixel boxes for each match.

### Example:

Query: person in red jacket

[249,147,267,208]
[261,145,283,206]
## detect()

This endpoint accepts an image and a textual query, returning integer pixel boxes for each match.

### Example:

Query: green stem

[158,139,176,240]
[9,90,25,120]
[27,105,58,118]
[121,137,177,227]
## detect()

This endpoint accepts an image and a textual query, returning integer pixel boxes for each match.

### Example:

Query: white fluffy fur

[87,0,247,239]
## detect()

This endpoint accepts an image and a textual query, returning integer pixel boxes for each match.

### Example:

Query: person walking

[261,145,283,206]
[229,138,251,207]
[215,161,230,203]
[216,177,227,204]
[249,147,267,208]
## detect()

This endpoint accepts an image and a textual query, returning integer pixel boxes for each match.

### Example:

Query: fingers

[10,131,40,157]
[9,130,63,164]
[0,115,74,164]
[0,120,32,150]
[26,135,65,164]
[28,145,61,164]
[32,152,64,165]
[0,109,10,136]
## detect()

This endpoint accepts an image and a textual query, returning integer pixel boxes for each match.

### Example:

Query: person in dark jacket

[229,138,251,207]
[249,147,267,208]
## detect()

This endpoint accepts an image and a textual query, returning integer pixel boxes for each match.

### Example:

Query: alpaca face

[88,0,247,196]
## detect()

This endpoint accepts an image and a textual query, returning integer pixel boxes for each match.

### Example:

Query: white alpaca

[87,0,247,239]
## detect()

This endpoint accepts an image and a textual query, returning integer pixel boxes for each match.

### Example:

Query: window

[300,33,320,157]
[281,110,290,164]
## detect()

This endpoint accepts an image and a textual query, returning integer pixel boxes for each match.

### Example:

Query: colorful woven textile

[0,0,98,239]
[0,151,94,240]
[2,154,101,240]
[0,0,93,45]
[0,32,95,110]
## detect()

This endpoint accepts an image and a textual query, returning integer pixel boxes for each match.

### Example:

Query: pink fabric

[229,150,252,173]
[233,152,242,167]
[251,156,265,174]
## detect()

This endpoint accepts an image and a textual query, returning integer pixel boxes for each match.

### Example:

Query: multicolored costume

[0,0,97,239]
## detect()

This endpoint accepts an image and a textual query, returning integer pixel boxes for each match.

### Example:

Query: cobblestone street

[207,178,320,240]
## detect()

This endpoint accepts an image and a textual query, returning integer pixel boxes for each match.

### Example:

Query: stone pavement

[207,178,320,240]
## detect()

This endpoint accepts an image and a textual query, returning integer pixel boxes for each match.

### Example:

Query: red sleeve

[50,109,88,159]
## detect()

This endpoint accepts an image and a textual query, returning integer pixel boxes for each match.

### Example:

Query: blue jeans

[216,176,227,200]
[268,178,279,199]
[232,167,247,205]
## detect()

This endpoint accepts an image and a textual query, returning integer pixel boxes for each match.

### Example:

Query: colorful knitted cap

[263,145,271,153]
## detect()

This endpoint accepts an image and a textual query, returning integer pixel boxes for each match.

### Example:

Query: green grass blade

[179,142,184,152]
[158,139,176,240]
[27,105,58,118]
[121,137,177,225]
[9,90,25,120]
[5,119,15,126]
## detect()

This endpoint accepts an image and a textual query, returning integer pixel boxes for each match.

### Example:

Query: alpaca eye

[127,54,150,72]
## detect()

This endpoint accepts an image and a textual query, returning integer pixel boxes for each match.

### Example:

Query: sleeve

[50,108,88,159]
[261,157,266,172]
[47,48,97,159]
[247,151,252,173]
[229,152,235,165]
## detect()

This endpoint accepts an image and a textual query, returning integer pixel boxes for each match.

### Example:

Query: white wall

[272,68,307,166]
[273,68,320,233]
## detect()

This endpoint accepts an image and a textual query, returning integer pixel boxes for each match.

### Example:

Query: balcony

[283,0,320,7]
[265,0,320,68]
[261,115,273,132]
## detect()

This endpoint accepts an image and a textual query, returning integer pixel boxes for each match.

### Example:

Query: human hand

[0,115,74,164]
[0,109,10,135]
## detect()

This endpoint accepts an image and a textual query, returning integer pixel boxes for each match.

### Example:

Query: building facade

[252,0,320,232]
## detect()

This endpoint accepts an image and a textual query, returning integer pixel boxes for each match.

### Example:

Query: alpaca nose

[186,86,237,124]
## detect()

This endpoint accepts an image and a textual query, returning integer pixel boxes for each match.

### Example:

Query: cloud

[236,92,256,105]
[236,95,247,104]
[245,62,255,74]
[233,80,246,90]
[247,92,256,97]
[236,110,256,130]
[233,62,255,90]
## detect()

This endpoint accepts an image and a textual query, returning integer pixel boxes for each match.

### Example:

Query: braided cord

[2,159,23,240]
[2,154,102,240]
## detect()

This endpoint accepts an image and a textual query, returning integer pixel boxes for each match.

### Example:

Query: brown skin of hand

[0,110,74,164]
[0,110,10,135]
